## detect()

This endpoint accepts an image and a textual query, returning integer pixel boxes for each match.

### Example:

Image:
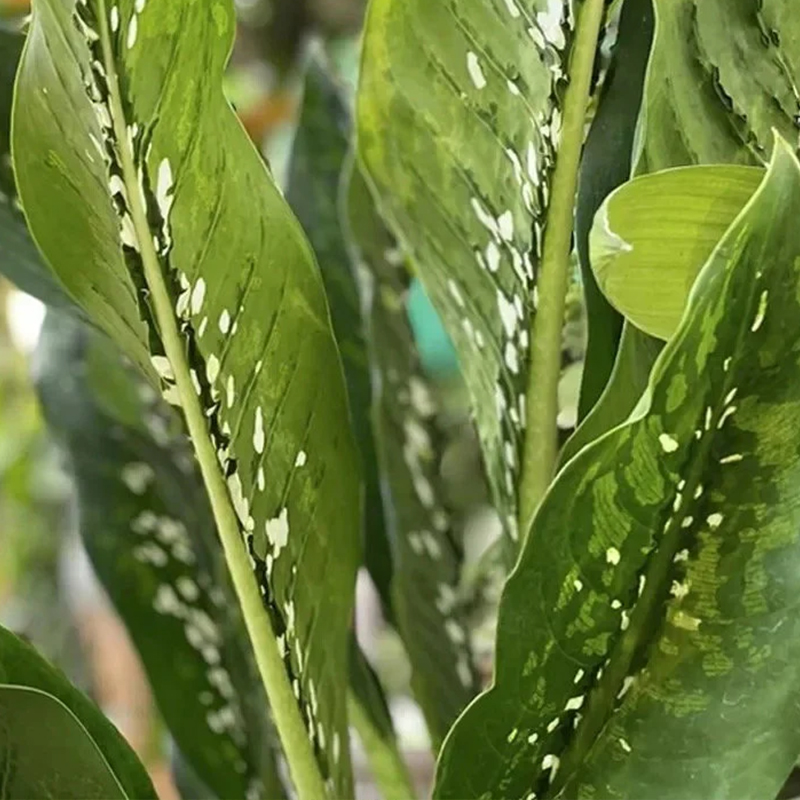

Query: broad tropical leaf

[638,0,799,172]
[0,27,79,312]
[286,61,393,618]
[574,0,653,419]
[34,311,286,800]
[591,165,762,340]
[358,0,576,547]
[435,139,800,800]
[0,625,156,799]
[347,167,479,745]
[13,1,359,794]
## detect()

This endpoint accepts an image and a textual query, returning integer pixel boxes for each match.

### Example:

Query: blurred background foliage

[0,0,585,796]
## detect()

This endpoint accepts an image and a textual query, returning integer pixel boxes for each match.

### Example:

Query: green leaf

[286,61,393,618]
[347,166,480,745]
[435,139,800,800]
[34,311,286,800]
[637,0,799,172]
[358,0,574,547]
[574,0,654,420]
[591,164,763,340]
[13,1,360,795]
[0,625,156,800]
[559,322,662,469]
[0,27,79,313]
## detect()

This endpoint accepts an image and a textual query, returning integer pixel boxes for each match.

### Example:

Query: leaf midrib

[89,3,328,796]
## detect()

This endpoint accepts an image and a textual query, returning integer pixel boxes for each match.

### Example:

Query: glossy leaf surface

[0,625,155,800]
[435,139,800,800]
[358,0,575,546]
[14,1,359,793]
[591,165,762,340]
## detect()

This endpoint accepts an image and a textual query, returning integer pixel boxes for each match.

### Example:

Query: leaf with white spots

[0,625,156,799]
[347,167,479,745]
[35,312,287,800]
[358,0,576,548]
[435,141,800,799]
[14,1,360,795]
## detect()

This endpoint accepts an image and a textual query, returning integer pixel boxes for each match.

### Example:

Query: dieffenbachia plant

[13,0,360,796]
[6,0,800,797]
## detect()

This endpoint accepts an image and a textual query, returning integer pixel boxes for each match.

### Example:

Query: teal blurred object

[407,278,460,377]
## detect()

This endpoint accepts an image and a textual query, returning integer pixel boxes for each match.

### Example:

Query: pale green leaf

[435,139,800,800]
[34,311,286,800]
[13,1,360,794]
[0,625,156,800]
[358,0,575,547]
[590,165,762,340]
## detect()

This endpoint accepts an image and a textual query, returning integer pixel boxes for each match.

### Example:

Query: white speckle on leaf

[151,355,174,381]
[707,513,724,529]
[110,6,119,32]
[681,516,694,529]
[672,610,701,631]
[659,433,679,453]
[498,290,518,338]
[611,599,622,610]
[448,278,465,307]
[673,548,689,563]
[190,278,206,315]
[266,507,290,555]
[126,14,138,48]
[257,467,265,492]
[177,577,199,602]
[619,738,632,753]
[541,754,560,783]
[617,675,635,699]
[606,547,621,566]
[219,309,231,334]
[295,451,307,468]
[670,580,690,600]
[467,51,487,90]
[620,610,630,631]
[546,717,559,733]
[504,341,519,374]
[751,290,768,332]
[253,407,265,454]
[206,355,220,384]
[565,695,584,712]
[122,462,154,494]
[486,241,501,273]
[573,578,583,592]
[507,728,519,744]
[498,210,515,241]
[720,453,744,464]
[226,472,250,528]
[226,375,235,409]
[456,657,472,687]
[537,0,565,48]
[445,620,465,645]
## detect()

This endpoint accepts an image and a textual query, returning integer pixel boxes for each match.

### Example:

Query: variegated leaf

[358,0,576,548]
[435,139,800,800]
[638,0,800,172]
[34,311,286,800]
[13,1,359,794]
[347,166,480,745]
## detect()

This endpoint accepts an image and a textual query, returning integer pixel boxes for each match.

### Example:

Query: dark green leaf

[435,139,800,800]
[0,625,156,799]
[575,0,654,420]
[347,168,479,745]
[286,61,393,618]
[34,311,285,800]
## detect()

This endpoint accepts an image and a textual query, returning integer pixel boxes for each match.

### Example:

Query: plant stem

[347,691,417,800]
[519,0,608,537]
[95,5,327,798]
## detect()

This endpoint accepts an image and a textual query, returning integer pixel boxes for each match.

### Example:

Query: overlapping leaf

[435,140,800,800]
[13,1,359,794]
[358,0,576,547]
[638,0,799,172]
[347,167,479,745]
[34,311,285,800]
[591,165,763,340]
[0,625,156,799]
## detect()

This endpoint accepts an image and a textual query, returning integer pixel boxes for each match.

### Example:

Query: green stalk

[347,691,417,800]
[95,4,327,798]
[519,0,608,537]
